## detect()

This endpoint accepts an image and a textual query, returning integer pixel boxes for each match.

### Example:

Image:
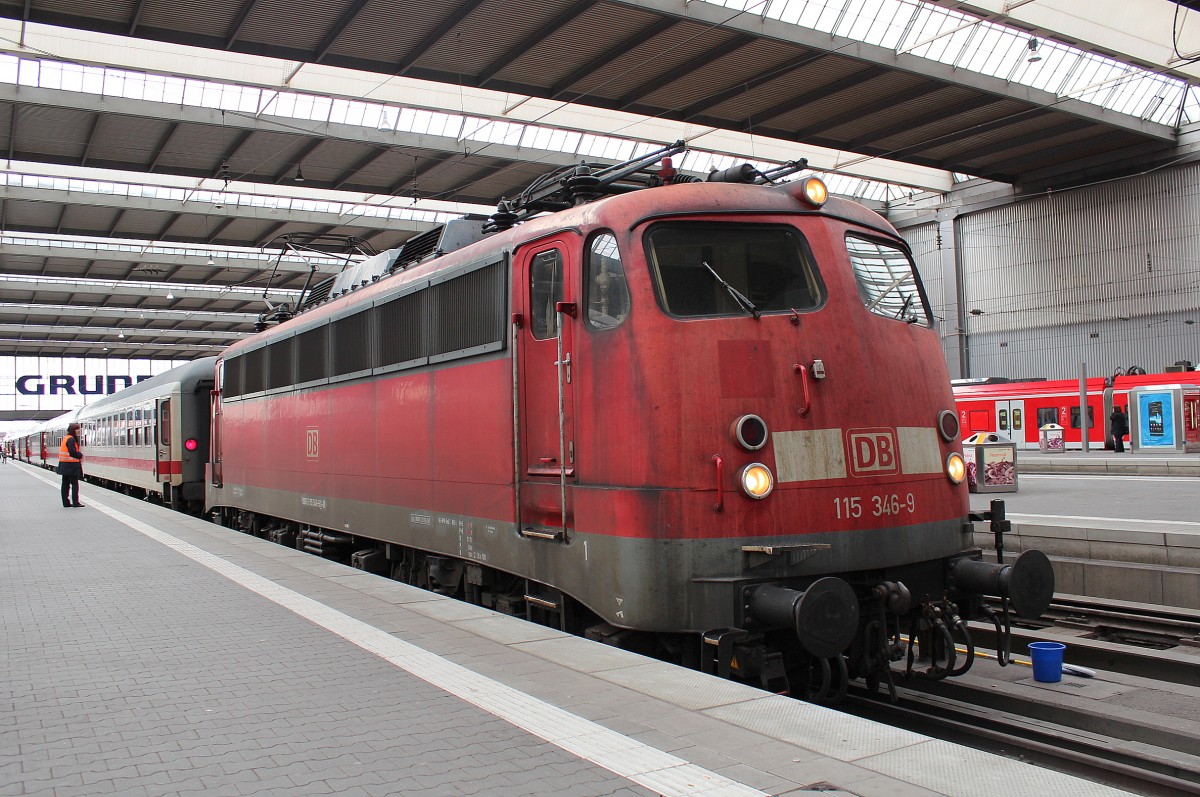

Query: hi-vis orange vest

[60,435,82,463]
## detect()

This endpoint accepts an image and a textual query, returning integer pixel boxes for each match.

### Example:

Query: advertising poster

[982,446,1016,485]
[1137,392,1174,448]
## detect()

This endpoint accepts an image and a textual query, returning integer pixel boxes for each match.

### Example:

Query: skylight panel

[0,46,926,210]
[706,0,1186,128]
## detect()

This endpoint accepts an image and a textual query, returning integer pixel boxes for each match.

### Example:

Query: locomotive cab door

[516,238,579,534]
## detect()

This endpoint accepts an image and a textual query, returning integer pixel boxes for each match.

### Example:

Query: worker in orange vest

[59,422,84,508]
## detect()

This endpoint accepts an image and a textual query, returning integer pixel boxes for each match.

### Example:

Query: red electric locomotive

[208,143,1053,699]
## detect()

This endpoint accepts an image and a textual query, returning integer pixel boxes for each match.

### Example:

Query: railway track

[1039,595,1200,649]
[971,594,1200,688]
[842,595,1200,797]
[843,658,1200,797]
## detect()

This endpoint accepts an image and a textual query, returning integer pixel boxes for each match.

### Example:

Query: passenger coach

[76,358,215,512]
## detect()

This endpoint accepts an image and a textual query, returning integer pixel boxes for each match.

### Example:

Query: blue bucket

[1028,641,1066,683]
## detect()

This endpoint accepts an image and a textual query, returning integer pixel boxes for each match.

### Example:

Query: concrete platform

[1,461,1141,797]
[1016,451,1200,477]
[968,462,1200,609]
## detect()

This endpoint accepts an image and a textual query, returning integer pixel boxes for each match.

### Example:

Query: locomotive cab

[512,155,1054,699]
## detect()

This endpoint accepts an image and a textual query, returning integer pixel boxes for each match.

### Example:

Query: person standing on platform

[1110,405,1129,453]
[59,422,84,508]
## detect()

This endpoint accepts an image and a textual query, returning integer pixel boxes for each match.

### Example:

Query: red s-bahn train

[954,370,1200,450]
[18,144,1055,700]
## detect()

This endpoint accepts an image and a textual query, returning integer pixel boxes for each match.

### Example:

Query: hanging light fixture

[166,289,175,300]
[1027,37,1042,63]
[294,165,305,183]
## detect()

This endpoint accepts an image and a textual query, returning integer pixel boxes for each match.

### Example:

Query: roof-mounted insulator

[565,163,601,205]
[487,199,519,233]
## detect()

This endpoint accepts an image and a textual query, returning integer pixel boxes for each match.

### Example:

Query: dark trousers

[61,473,80,506]
[1113,435,1125,453]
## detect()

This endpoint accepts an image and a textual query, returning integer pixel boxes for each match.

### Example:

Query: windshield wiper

[702,261,760,319]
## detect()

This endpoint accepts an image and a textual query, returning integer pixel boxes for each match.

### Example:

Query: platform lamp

[294,164,305,183]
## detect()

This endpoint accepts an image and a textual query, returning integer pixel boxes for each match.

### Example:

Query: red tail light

[184,438,198,451]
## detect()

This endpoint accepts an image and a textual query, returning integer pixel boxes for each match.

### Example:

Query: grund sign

[16,374,153,395]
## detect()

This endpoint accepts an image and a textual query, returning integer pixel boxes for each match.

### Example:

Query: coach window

[846,235,931,326]
[1037,407,1057,428]
[586,233,630,329]
[1069,406,1095,429]
[530,249,564,340]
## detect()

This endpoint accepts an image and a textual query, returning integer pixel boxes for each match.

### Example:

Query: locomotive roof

[221,178,903,359]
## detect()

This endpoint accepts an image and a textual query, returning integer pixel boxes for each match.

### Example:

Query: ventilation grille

[223,257,506,400]
[332,311,372,376]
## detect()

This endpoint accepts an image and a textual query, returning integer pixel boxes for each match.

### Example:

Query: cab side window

[846,235,931,326]
[586,233,630,330]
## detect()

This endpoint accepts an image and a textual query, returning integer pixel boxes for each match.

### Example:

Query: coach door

[996,400,1026,448]
[516,239,578,535]
[154,398,171,482]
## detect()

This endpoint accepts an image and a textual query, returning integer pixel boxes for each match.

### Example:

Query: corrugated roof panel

[326,0,439,65]
[568,19,730,102]
[14,105,93,162]
[109,208,178,239]
[4,198,75,230]
[498,3,663,91]
[864,90,1003,151]
[699,53,858,121]
[154,125,245,174]
[765,71,917,131]
[637,38,799,111]
[228,132,308,178]
[137,0,244,38]
[37,0,137,24]
[88,115,173,170]
[416,0,557,78]
[235,0,347,52]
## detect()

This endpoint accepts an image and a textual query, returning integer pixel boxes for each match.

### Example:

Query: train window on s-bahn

[587,233,630,329]
[845,235,931,327]
[530,249,564,340]
[645,223,821,318]
[1037,407,1058,428]
[1070,405,1095,429]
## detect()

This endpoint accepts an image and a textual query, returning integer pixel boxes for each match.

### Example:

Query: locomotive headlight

[740,463,774,499]
[946,452,966,484]
[937,409,960,441]
[732,414,769,451]
[801,177,828,207]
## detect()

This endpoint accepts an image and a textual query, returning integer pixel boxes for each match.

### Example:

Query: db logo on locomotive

[846,428,899,477]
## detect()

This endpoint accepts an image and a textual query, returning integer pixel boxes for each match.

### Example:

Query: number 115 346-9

[834,493,916,519]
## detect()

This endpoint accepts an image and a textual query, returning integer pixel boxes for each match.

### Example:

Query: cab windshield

[646,223,823,318]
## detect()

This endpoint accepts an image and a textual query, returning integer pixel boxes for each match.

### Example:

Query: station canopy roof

[0,0,1197,362]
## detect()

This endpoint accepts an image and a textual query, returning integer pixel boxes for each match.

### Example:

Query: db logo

[846,428,899,477]
[306,428,319,459]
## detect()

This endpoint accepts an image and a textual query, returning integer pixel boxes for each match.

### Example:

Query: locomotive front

[562,169,1054,699]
